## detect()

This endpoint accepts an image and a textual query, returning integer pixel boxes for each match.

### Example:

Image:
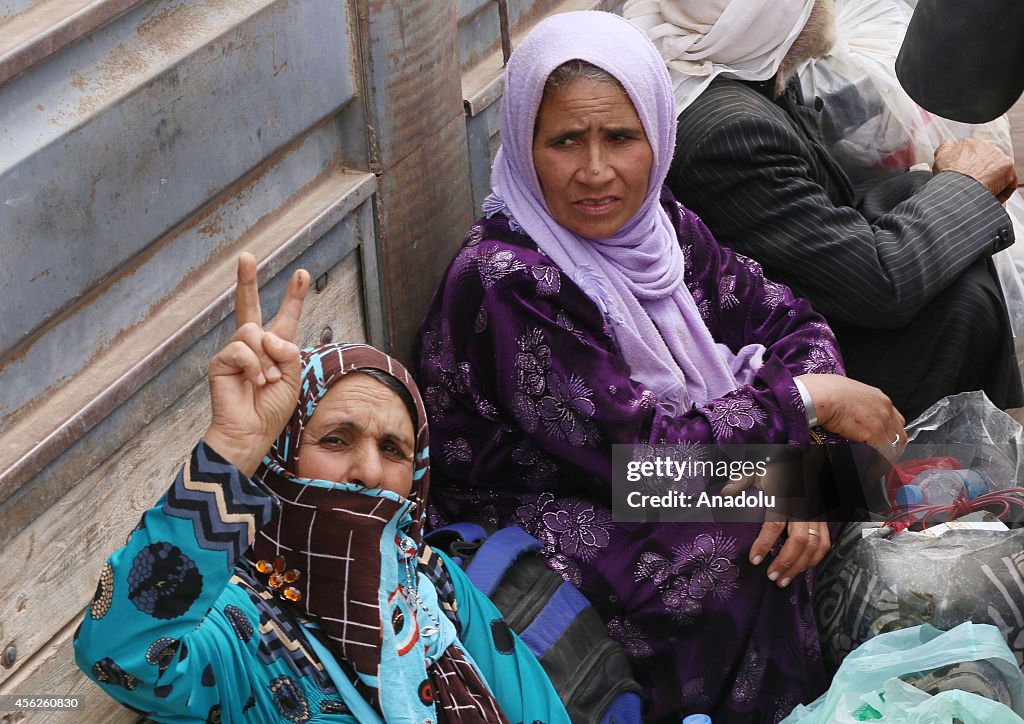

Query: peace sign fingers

[230,254,309,386]
[204,253,310,477]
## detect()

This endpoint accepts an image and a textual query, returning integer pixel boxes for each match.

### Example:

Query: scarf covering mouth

[248,344,507,722]
[625,0,816,115]
[486,10,764,413]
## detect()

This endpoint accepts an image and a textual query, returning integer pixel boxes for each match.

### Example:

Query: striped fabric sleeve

[673,103,1013,329]
[162,440,280,564]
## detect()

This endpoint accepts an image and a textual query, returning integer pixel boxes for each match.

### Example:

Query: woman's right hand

[795,373,906,460]
[743,374,904,585]
[203,253,310,477]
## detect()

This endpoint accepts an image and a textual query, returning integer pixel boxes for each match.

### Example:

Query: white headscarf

[624,0,816,115]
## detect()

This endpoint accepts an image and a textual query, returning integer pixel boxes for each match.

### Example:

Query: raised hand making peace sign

[203,253,310,477]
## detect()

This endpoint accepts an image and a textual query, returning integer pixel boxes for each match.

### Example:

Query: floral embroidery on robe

[413,190,844,722]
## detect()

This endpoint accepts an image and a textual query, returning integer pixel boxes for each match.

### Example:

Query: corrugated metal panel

[0,1,147,84]
[0,0,374,514]
[0,0,381,711]
[1,0,364,410]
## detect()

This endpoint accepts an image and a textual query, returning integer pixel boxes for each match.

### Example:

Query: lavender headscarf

[486,10,763,412]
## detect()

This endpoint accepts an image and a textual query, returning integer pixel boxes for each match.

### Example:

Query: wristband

[793,378,818,428]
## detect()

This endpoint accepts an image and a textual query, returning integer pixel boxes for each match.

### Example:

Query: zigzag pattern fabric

[420,544,460,633]
[229,567,333,686]
[164,441,279,562]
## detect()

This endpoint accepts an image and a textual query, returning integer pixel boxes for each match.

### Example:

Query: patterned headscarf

[625,0,816,114]
[249,344,507,722]
[487,10,764,412]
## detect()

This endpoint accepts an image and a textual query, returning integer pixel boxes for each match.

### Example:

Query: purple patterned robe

[412,191,844,722]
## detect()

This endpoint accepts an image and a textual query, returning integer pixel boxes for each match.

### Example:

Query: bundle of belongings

[797,0,1024,382]
[783,622,1024,722]
[785,1,1024,717]
[814,392,1024,717]
[795,0,1014,183]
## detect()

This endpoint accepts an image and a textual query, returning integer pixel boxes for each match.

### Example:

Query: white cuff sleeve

[793,377,818,429]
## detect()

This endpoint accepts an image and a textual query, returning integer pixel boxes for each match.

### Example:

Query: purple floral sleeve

[656,196,845,445]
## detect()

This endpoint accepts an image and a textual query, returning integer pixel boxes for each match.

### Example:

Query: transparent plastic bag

[797,0,1013,183]
[996,191,1024,383]
[816,528,1024,674]
[783,622,1024,723]
[872,679,1022,724]
[904,390,1023,488]
[815,396,1024,679]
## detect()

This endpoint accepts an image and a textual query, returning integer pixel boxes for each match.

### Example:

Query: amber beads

[255,555,302,602]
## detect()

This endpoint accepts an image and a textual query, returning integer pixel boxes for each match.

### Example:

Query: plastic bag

[902,391,1023,488]
[871,679,1021,724]
[783,622,1024,722]
[817,677,1024,723]
[996,190,1024,383]
[797,0,1013,183]
[816,527,1024,674]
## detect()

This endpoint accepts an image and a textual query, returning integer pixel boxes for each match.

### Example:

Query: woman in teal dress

[74,254,568,723]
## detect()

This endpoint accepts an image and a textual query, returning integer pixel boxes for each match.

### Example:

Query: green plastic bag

[871,678,1020,723]
[783,622,1024,723]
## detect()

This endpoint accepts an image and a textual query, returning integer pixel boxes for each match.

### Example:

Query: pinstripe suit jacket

[668,77,1015,330]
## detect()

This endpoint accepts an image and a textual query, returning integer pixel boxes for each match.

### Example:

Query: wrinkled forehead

[505,11,672,166]
[533,64,641,145]
[519,51,647,118]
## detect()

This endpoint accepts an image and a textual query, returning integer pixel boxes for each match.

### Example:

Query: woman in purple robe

[412,10,905,722]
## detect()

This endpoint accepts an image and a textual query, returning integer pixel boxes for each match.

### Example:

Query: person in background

[413,11,903,722]
[627,0,1022,420]
[74,254,569,723]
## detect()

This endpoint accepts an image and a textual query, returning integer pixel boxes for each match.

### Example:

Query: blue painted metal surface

[0,0,375,524]
[0,0,360,388]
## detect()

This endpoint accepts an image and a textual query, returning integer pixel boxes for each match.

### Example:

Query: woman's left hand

[796,374,906,461]
[748,520,831,588]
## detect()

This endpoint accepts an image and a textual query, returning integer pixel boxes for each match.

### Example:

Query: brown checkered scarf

[248,344,507,722]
